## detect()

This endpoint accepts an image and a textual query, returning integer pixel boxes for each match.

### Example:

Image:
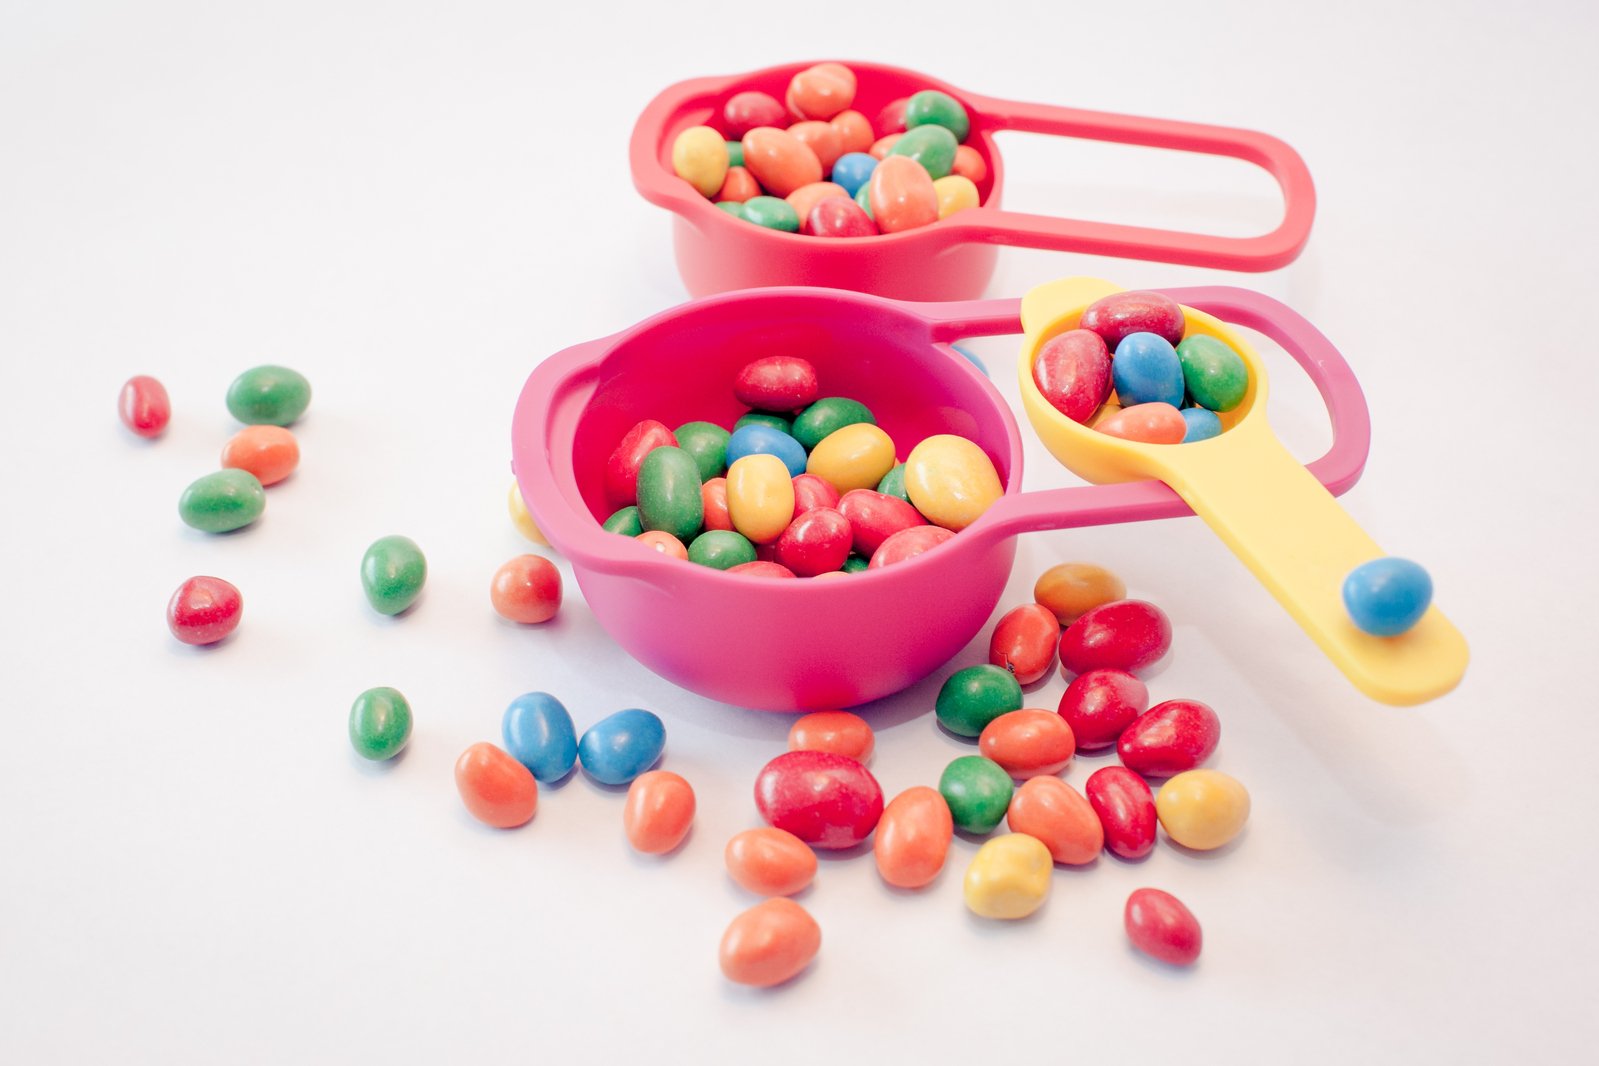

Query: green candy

[361,535,427,616]
[735,411,792,434]
[178,469,265,533]
[842,554,870,573]
[716,200,747,221]
[888,125,958,180]
[349,687,413,761]
[939,756,1014,835]
[726,140,744,167]
[855,183,873,218]
[877,463,909,503]
[603,506,643,536]
[743,195,799,232]
[791,397,876,452]
[226,365,311,426]
[675,420,732,481]
[688,530,757,570]
[636,446,703,541]
[935,664,1023,737]
[1176,335,1249,413]
[905,90,971,143]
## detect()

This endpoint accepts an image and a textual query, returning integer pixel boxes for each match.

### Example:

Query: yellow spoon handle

[1168,427,1468,705]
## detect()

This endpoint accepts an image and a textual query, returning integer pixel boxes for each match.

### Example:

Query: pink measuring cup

[512,285,1369,711]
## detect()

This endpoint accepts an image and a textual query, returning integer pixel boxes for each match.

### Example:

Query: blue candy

[830,152,878,197]
[502,692,578,782]
[577,708,666,785]
[1180,407,1222,442]
[951,343,989,378]
[726,423,807,477]
[1342,558,1433,637]
[1112,332,1185,408]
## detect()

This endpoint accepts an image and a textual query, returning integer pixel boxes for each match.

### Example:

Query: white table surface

[3,1,1596,1062]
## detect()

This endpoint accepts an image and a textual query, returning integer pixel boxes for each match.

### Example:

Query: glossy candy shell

[623,771,696,854]
[988,604,1060,685]
[361,535,427,615]
[1006,776,1102,864]
[178,470,265,533]
[349,687,412,761]
[754,750,884,849]
[788,711,874,762]
[1058,600,1172,675]
[725,828,817,896]
[1086,766,1157,860]
[167,576,242,645]
[577,709,666,786]
[226,365,311,426]
[1117,699,1221,777]
[873,786,954,888]
[455,743,538,828]
[719,898,821,987]
[1058,668,1149,750]
[979,709,1076,780]
[502,692,578,782]
[119,375,170,438]
[1125,888,1203,966]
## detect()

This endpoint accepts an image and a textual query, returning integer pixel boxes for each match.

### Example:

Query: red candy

[775,506,853,577]
[867,524,954,568]
[119,375,171,439]
[728,560,796,578]
[734,356,819,411]
[791,473,841,518]
[988,603,1060,685]
[808,197,877,238]
[1058,599,1172,676]
[1124,888,1202,966]
[754,750,884,849]
[1058,668,1149,750]
[1117,699,1221,777]
[166,575,242,645]
[1033,330,1112,424]
[1086,766,1158,860]
[702,477,732,531]
[605,419,676,505]
[724,91,787,139]
[875,97,910,135]
[837,489,926,557]
[1079,290,1187,349]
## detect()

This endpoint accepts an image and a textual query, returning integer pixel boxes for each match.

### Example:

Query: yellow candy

[726,454,795,544]
[507,480,548,546]
[671,125,730,199]
[904,434,1004,531]
[806,423,896,494]
[963,833,1052,919]
[1155,770,1251,850]
[933,174,980,219]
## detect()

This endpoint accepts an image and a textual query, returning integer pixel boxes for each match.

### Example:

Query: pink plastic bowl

[512,285,1368,712]
[631,61,1317,301]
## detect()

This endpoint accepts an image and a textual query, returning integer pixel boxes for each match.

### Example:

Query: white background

[3,1,1597,1062]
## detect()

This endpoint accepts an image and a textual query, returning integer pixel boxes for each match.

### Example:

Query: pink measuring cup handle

[945,95,1317,272]
[913,287,1370,548]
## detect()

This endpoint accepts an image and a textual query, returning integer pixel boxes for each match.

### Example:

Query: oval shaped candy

[502,691,578,782]
[167,575,242,645]
[1034,329,1113,424]
[1086,765,1157,860]
[904,89,971,142]
[1006,776,1102,864]
[636,446,704,541]
[1181,407,1223,442]
[952,144,988,184]
[674,420,732,481]
[933,174,979,218]
[701,478,732,531]
[887,124,958,180]
[1113,333,1185,408]
[715,165,760,204]
[787,125,843,176]
[489,554,561,623]
[119,375,170,438]
[868,155,938,233]
[1156,769,1250,850]
[725,827,817,896]
[1176,334,1248,412]
[807,194,877,238]
[577,708,666,786]
[787,62,856,120]
[936,664,1024,737]
[360,535,426,615]
[741,127,822,198]
[868,524,954,568]
[671,125,729,198]
[348,686,412,761]
[837,489,926,557]
[874,786,954,889]
[988,603,1060,685]
[904,434,1002,531]
[743,195,801,232]
[787,180,848,230]
[719,898,821,988]
[636,530,688,559]
[603,505,643,536]
[754,750,884,850]
[790,473,840,518]
[1058,668,1149,750]
[605,419,676,506]
[1343,557,1433,636]
[688,529,758,571]
[979,709,1076,780]
[829,151,877,197]
[1125,888,1203,966]
[830,109,873,154]
[179,469,265,533]
[218,425,299,486]
[1118,699,1221,777]
[727,454,797,544]
[226,365,311,426]
[789,711,874,763]
[623,770,696,855]
[1034,562,1125,624]
[1080,290,1186,348]
[875,96,910,135]
[724,91,786,139]
[727,424,807,477]
[734,355,818,412]
[807,423,896,494]
[1097,402,1186,444]
[735,411,791,434]
[964,833,1052,919]
[868,133,901,160]
[1059,599,1172,676]
[728,560,796,578]
[876,463,909,501]
[938,755,1014,835]
[455,742,538,828]
[775,506,852,576]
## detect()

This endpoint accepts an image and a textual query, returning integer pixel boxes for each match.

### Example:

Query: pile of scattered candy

[671,62,986,237]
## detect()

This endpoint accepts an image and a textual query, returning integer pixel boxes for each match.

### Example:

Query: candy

[868,155,938,234]
[578,708,666,786]
[873,786,954,888]
[727,454,797,544]
[951,145,988,185]
[788,711,874,763]
[1034,330,1113,424]
[830,110,873,154]
[787,180,848,229]
[903,434,1003,531]
[806,423,896,494]
[787,124,843,175]
[686,529,756,570]
[166,575,242,645]
[1096,402,1186,444]
[1034,562,1126,624]
[876,463,909,502]
[1125,888,1202,966]
[636,530,688,559]
[719,898,821,988]
[1086,766,1158,860]
[603,506,643,536]
[1180,407,1223,442]
[786,62,855,120]
[674,421,732,481]
[502,691,578,782]
[717,201,748,220]
[727,424,807,477]
[178,469,265,533]
[225,365,311,426]
[1058,600,1172,676]
[729,560,795,578]
[1080,290,1186,349]
[936,664,1024,737]
[829,151,877,197]
[963,833,1052,919]
[807,195,877,238]
[623,770,696,855]
[754,750,884,849]
[842,555,869,573]
[868,524,954,568]
[489,554,562,623]
[671,125,729,198]
[868,134,901,160]
[725,827,817,896]
[837,489,925,557]
[904,89,971,142]
[735,411,791,434]
[932,174,979,218]
[775,506,852,576]
[1112,333,1185,408]
[455,742,538,828]
[741,128,822,198]
[888,124,958,180]
[1176,334,1248,412]
[855,181,874,217]
[988,604,1060,685]
[715,165,760,204]
[348,686,412,761]
[1155,769,1250,850]
[701,478,732,531]
[938,755,1014,835]
[790,473,841,517]
[1057,668,1149,750]
[1006,777,1102,864]
[605,420,676,506]
[875,97,910,135]
[1343,557,1433,636]
[724,91,786,140]
[360,535,427,616]
[508,481,549,545]
[793,400,875,456]
[979,709,1075,779]
[1118,699,1220,777]
[636,446,705,541]
[118,375,170,438]
[725,141,745,167]
[743,195,801,232]
[734,356,819,412]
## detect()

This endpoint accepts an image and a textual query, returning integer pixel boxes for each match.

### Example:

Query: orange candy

[742,127,823,198]
[623,770,696,855]
[1096,402,1187,444]
[220,425,299,486]
[725,827,817,896]
[787,711,874,763]
[715,165,761,204]
[873,785,954,889]
[786,62,856,120]
[719,898,821,987]
[489,554,561,623]
[830,109,873,154]
[1034,562,1127,625]
[701,478,732,531]
[988,603,1060,684]
[978,709,1076,779]
[636,530,688,559]
[455,742,538,828]
[869,155,939,234]
[952,144,989,185]
[787,121,842,174]
[868,133,902,160]
[1005,776,1103,864]
[786,182,849,232]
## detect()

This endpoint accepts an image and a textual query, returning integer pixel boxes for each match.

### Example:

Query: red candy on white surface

[1057,668,1149,750]
[1086,766,1158,860]
[1058,599,1172,676]
[1117,699,1220,777]
[1124,888,1202,966]
[754,750,884,849]
[167,576,242,645]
